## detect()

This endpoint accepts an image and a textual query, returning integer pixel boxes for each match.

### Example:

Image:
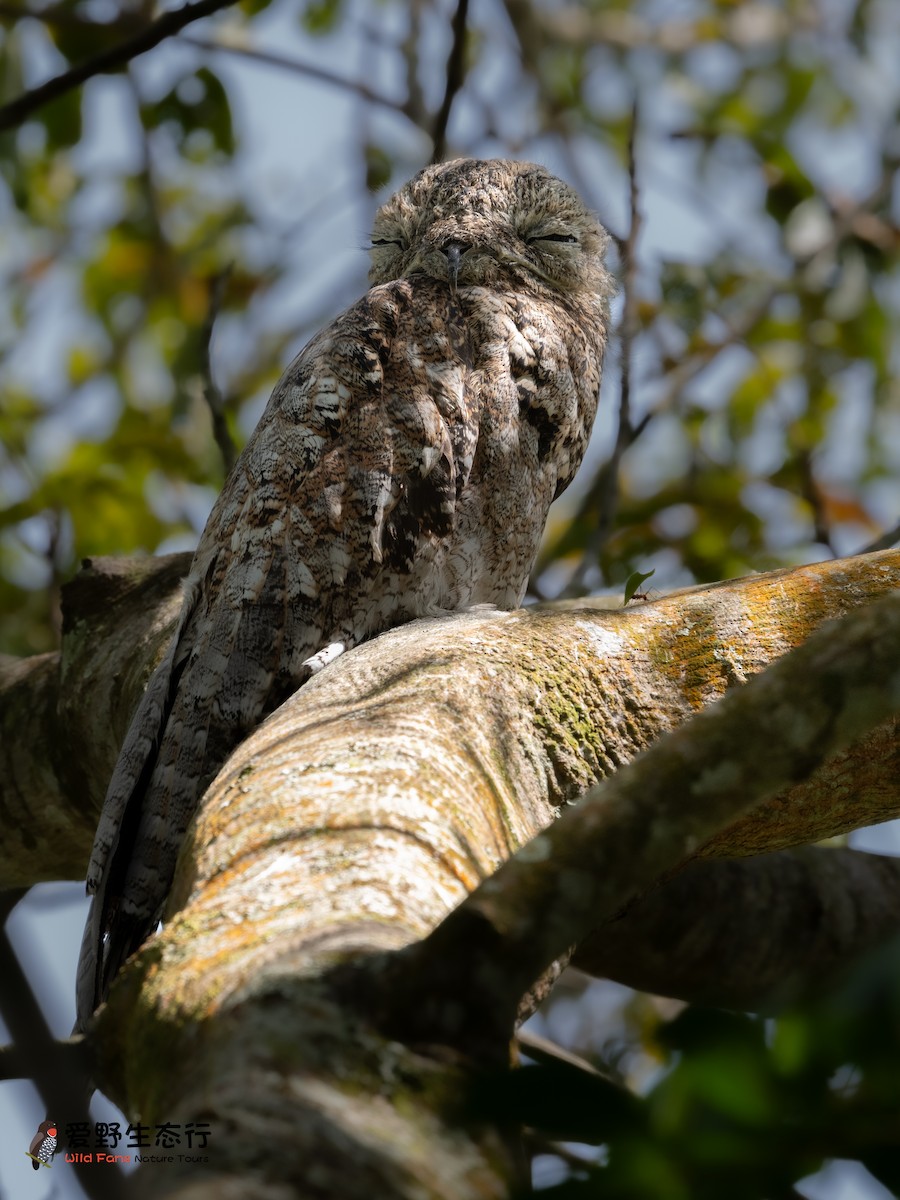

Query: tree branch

[0,895,119,1200]
[387,588,900,1046]
[0,554,188,886]
[430,0,469,163]
[566,98,643,593]
[5,551,900,898]
[63,551,899,1071]
[573,846,900,1010]
[8,549,900,1189]
[0,0,241,133]
[179,33,414,120]
[860,516,900,554]
[199,265,238,475]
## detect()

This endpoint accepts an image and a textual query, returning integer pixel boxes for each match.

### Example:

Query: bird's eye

[527,233,578,245]
[371,238,404,248]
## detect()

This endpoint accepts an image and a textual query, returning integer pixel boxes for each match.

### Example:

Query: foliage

[622,567,654,604]
[491,939,900,1198]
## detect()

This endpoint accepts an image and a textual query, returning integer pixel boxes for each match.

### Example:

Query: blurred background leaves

[509,937,900,1199]
[2,0,898,655]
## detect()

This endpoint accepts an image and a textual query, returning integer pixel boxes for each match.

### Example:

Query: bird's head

[368,158,612,301]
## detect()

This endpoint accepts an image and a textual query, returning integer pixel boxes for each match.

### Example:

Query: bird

[27,1121,58,1169]
[76,157,613,1027]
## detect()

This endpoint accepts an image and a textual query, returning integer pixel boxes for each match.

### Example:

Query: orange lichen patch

[159,827,470,1018]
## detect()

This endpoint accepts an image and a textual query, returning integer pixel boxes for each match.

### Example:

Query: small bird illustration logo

[26,1120,58,1169]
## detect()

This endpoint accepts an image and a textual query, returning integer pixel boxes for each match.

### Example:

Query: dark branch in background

[566,99,644,595]
[797,448,836,557]
[430,0,470,163]
[0,892,123,1200]
[399,0,428,130]
[0,0,241,133]
[200,265,238,475]
[43,506,64,640]
[859,517,900,554]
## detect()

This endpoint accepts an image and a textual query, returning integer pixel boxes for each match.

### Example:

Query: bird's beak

[444,242,464,295]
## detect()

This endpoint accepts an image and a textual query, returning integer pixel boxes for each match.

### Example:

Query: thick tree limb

[0,554,188,886]
[5,549,898,887]
[377,589,900,1045]
[3,551,900,964]
[573,847,900,1010]
[86,558,895,1053]
[6,549,900,1195]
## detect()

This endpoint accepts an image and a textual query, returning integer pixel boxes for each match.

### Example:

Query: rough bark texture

[0,554,187,886]
[4,550,899,886]
[389,588,900,1048]
[574,847,900,1009]
[4,549,900,1198]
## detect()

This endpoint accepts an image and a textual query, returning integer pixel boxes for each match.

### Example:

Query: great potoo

[77,157,613,1026]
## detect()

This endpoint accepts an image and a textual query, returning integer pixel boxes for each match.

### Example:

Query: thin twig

[399,0,428,128]
[797,449,836,557]
[0,0,241,133]
[516,1028,608,1078]
[430,0,470,163]
[200,265,238,475]
[179,33,413,120]
[566,99,642,594]
[858,519,900,555]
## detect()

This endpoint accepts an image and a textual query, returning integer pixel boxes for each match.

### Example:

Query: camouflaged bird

[77,158,613,1025]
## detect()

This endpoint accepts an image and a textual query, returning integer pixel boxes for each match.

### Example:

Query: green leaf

[301,0,343,34]
[623,569,655,605]
[38,92,83,150]
[142,69,234,156]
[365,144,392,192]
